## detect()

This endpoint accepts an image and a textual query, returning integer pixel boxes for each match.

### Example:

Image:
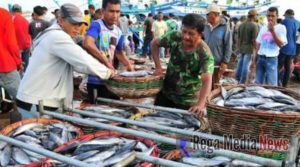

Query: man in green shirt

[236,9,259,84]
[151,14,214,117]
[166,13,178,32]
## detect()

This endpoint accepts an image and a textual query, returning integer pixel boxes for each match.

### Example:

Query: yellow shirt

[151,20,168,38]
[81,15,91,36]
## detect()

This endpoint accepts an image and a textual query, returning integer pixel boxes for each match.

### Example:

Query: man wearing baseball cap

[204,4,232,89]
[278,9,299,87]
[16,3,114,119]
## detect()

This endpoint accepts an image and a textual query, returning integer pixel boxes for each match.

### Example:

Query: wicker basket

[105,74,163,98]
[42,131,159,167]
[207,85,300,140]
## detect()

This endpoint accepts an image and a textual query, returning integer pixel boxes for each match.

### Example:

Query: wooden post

[38,100,44,118]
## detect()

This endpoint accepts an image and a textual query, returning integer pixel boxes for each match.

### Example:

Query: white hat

[206,4,221,14]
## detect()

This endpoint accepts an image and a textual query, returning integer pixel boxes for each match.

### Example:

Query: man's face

[181,26,201,48]
[54,11,59,18]
[157,13,163,21]
[59,18,82,38]
[267,11,278,23]
[206,12,220,24]
[102,3,121,26]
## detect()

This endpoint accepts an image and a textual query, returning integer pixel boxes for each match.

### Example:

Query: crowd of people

[0,0,299,122]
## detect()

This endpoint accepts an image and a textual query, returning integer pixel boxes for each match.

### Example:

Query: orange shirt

[0,8,21,72]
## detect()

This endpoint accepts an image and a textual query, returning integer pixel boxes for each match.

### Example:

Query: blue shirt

[280,17,300,56]
[86,19,124,85]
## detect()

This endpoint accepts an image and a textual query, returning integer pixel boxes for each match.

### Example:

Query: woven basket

[42,131,159,167]
[0,118,84,167]
[105,74,163,98]
[207,85,300,140]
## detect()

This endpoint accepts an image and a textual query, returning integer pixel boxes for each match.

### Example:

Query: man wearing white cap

[16,3,115,119]
[204,4,232,89]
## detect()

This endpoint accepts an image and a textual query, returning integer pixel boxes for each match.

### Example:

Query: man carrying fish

[16,3,115,119]
[83,0,134,103]
[152,14,214,117]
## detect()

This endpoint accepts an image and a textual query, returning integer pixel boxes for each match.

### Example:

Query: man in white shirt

[254,7,287,86]
[152,11,168,58]
[16,3,115,119]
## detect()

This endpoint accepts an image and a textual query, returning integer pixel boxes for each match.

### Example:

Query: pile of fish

[134,111,201,134]
[72,105,136,124]
[49,136,154,166]
[219,77,238,85]
[212,86,300,113]
[0,122,80,166]
[180,156,262,167]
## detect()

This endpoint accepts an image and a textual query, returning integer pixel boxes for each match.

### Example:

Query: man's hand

[188,105,206,118]
[109,69,117,78]
[154,68,164,76]
[126,63,135,71]
[17,63,24,72]
[268,21,275,33]
[218,63,227,79]
[106,63,115,70]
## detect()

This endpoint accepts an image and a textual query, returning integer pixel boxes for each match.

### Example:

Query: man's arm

[83,36,114,69]
[151,37,163,75]
[51,33,113,79]
[222,26,233,64]
[115,50,134,71]
[268,22,286,48]
[189,73,212,117]
[218,25,232,78]
[143,21,148,37]
[151,22,155,38]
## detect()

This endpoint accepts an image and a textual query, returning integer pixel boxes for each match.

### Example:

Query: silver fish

[221,86,227,100]
[231,159,262,167]
[83,147,117,163]
[72,150,99,161]
[13,123,43,137]
[12,147,31,165]
[0,145,12,166]
[0,140,7,150]
[49,132,64,145]
[15,134,41,144]
[103,151,132,167]
[182,157,229,166]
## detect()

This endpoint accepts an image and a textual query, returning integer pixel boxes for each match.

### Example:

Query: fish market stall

[0,118,83,166]
[207,85,300,159]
